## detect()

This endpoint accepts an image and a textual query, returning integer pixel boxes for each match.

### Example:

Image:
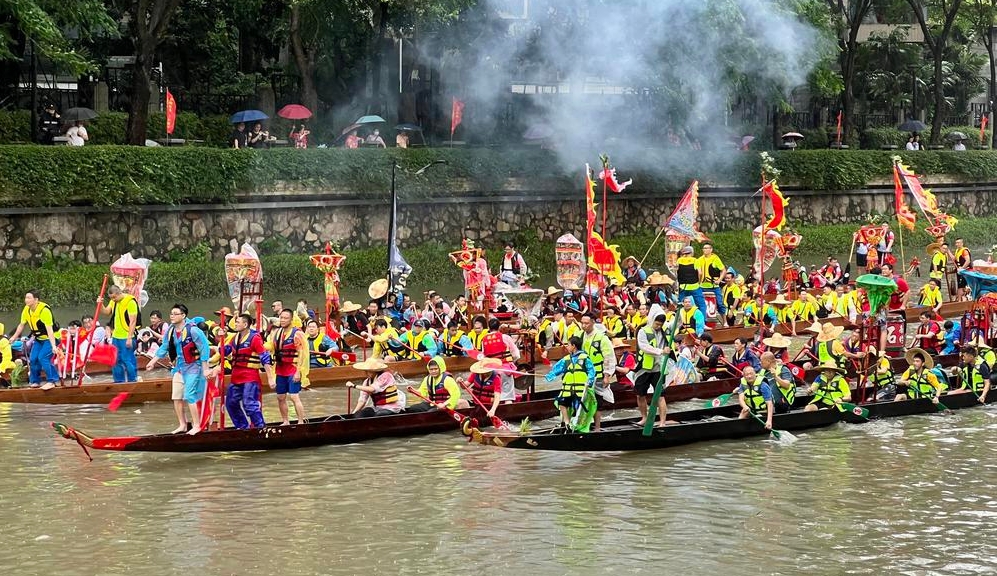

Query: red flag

[761,181,789,230]
[598,167,632,193]
[450,97,464,137]
[165,89,177,135]
[893,163,916,231]
[836,110,842,144]
[981,115,989,144]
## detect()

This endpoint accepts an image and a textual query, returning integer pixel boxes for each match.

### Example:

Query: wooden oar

[77,274,110,387]
[747,410,782,440]
[456,379,511,430]
[406,386,470,427]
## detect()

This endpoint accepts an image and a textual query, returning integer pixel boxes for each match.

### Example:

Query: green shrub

[861,127,907,149]
[0,110,32,143]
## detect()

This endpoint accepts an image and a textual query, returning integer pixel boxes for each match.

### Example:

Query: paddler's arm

[979,364,992,403]
[253,335,276,389]
[194,327,212,379]
[126,299,138,347]
[442,376,461,410]
[544,358,568,382]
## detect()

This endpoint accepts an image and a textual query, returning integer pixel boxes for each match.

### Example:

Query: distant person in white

[953,140,966,151]
[65,121,89,146]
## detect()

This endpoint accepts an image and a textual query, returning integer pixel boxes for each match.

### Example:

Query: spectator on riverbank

[345,131,360,149]
[230,122,248,149]
[365,129,387,148]
[38,103,61,145]
[248,122,275,149]
[290,124,310,149]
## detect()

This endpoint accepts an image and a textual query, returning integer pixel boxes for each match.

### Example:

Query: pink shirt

[360,371,403,413]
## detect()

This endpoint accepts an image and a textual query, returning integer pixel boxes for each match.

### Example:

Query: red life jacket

[470,373,500,404]
[370,375,400,406]
[917,321,941,352]
[274,328,299,367]
[481,332,512,362]
[167,324,202,364]
[230,330,266,384]
[427,372,453,403]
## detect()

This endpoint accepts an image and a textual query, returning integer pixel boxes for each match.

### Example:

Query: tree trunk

[126,43,155,145]
[289,4,319,114]
[841,41,858,146]
[930,48,945,145]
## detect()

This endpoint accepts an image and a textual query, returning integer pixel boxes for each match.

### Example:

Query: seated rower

[731,337,761,373]
[408,356,468,412]
[804,361,851,412]
[956,346,992,404]
[440,319,472,356]
[940,321,961,355]
[678,296,705,337]
[803,322,846,370]
[737,365,774,430]
[613,337,637,388]
[761,333,792,363]
[545,336,596,431]
[367,319,410,361]
[913,311,942,356]
[918,278,943,314]
[305,319,339,368]
[457,358,503,421]
[759,351,795,413]
[896,348,944,404]
[400,319,439,359]
[971,336,997,393]
[347,358,405,417]
[696,333,726,375]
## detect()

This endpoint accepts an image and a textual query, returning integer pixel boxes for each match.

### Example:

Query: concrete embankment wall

[2,180,995,265]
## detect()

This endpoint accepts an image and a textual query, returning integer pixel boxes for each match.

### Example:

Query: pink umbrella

[277,104,312,120]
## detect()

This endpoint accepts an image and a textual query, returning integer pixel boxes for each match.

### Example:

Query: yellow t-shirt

[110,295,139,340]
[21,303,54,341]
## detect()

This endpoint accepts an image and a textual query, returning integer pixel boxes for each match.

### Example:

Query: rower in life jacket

[914,311,942,355]
[408,356,467,412]
[462,358,503,416]
[305,319,339,368]
[759,351,795,413]
[468,315,489,352]
[678,297,704,336]
[220,314,274,430]
[736,366,774,428]
[440,319,472,356]
[480,320,513,364]
[805,361,851,411]
[958,346,992,400]
[896,348,945,402]
[544,336,597,431]
[804,322,846,370]
[370,319,410,361]
[928,242,948,281]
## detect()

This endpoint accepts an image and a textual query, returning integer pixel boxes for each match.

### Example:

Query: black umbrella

[898,119,927,132]
[394,123,423,132]
[63,107,98,122]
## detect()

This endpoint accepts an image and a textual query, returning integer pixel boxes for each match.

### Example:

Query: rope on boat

[50,422,93,462]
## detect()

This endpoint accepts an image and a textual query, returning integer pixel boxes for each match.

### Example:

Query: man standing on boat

[676,246,708,314]
[736,365,774,430]
[580,312,617,431]
[696,243,725,317]
[146,304,211,434]
[881,263,909,312]
[219,313,274,429]
[9,290,59,388]
[545,336,597,431]
[634,314,670,427]
[953,238,973,300]
[98,285,140,383]
[267,308,309,425]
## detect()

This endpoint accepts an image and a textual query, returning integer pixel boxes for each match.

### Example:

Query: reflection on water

[2,394,997,575]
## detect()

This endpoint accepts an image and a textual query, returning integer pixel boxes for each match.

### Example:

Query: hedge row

[3,146,997,207]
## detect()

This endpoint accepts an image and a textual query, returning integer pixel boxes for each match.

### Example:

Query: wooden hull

[903,300,972,322]
[0,356,477,405]
[473,387,996,452]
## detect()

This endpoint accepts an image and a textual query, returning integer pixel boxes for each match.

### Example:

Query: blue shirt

[154,323,211,376]
[732,348,762,372]
[942,324,962,355]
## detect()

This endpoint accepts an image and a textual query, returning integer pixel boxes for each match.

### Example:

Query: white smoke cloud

[446,0,824,174]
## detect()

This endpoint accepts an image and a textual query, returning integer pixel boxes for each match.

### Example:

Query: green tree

[124,0,182,145]
[0,0,115,74]
[822,0,874,144]
[964,0,997,147]
[905,0,964,144]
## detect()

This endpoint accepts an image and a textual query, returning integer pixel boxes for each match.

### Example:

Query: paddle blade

[935,401,949,412]
[466,348,483,360]
[842,402,869,419]
[107,392,129,412]
[90,343,119,366]
[770,429,781,440]
[707,393,732,408]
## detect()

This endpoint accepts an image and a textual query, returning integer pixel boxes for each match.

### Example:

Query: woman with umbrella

[278,104,313,149]
[62,107,97,147]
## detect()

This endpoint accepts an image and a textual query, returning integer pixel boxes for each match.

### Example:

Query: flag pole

[600,154,609,238]
[759,173,767,290]
[897,218,906,279]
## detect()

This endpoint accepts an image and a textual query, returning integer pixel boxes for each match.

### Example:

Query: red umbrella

[277,104,312,120]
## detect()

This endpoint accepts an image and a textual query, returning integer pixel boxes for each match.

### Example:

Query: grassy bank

[3,217,993,311]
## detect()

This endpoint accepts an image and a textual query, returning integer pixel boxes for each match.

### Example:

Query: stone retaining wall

[1,182,995,265]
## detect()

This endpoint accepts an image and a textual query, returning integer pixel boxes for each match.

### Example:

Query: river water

[3,387,997,575]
